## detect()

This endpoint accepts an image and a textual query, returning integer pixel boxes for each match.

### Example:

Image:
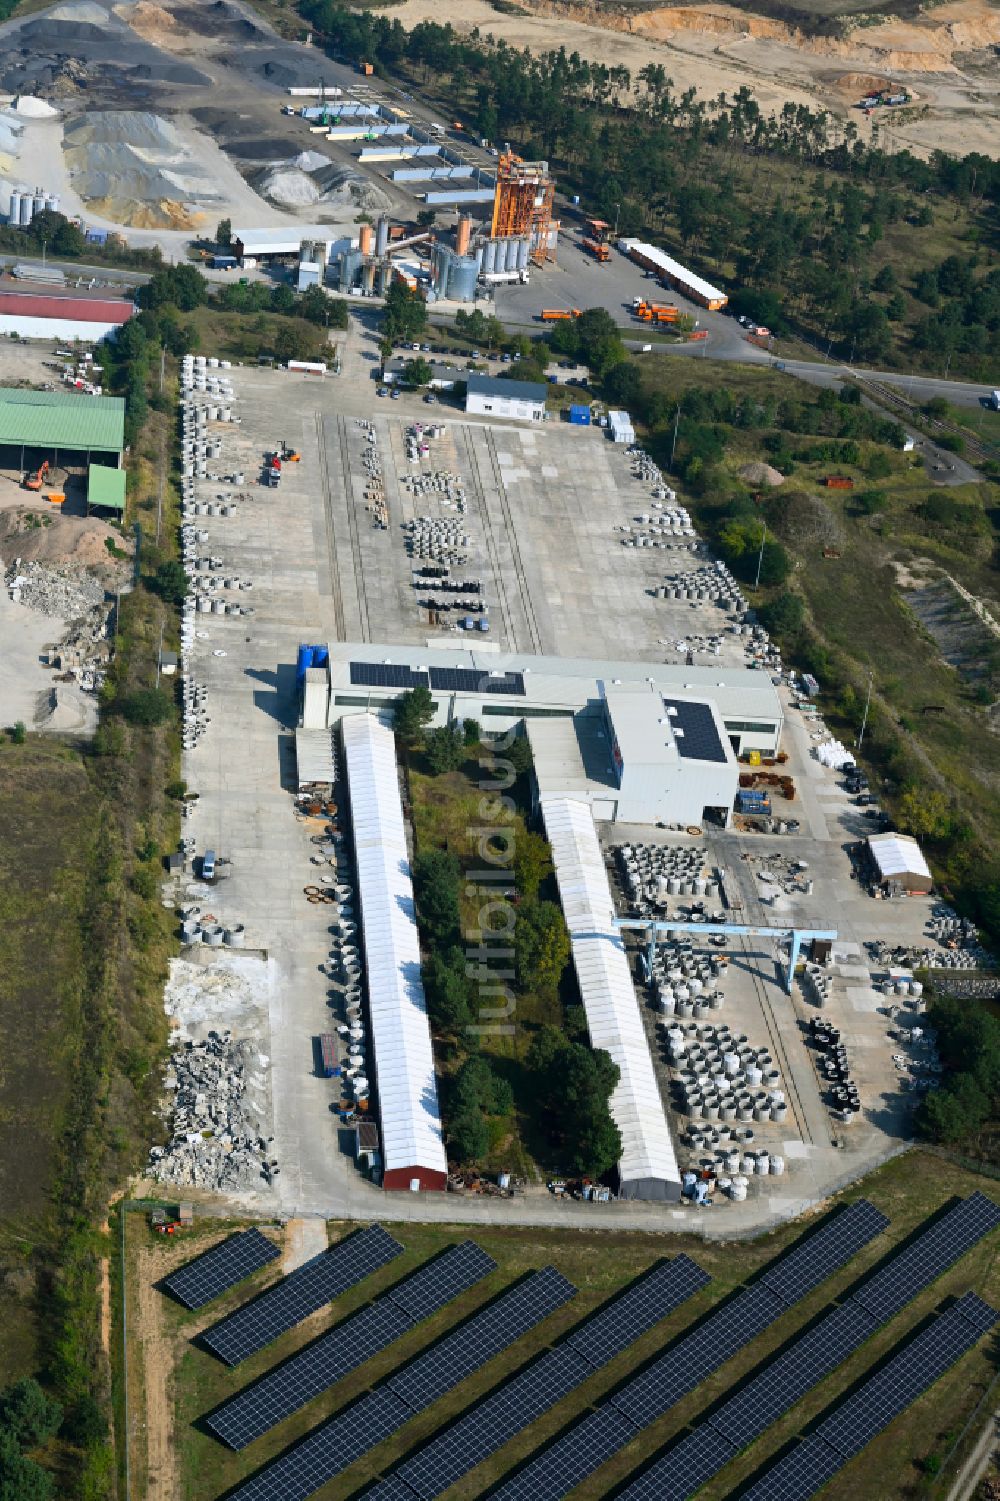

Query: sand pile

[64,110,223,227]
[0,507,132,573]
[115,0,178,39]
[830,72,902,98]
[255,164,320,207]
[739,462,785,487]
[294,150,330,172]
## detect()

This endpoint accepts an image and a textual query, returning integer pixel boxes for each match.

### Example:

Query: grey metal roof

[466,372,548,403]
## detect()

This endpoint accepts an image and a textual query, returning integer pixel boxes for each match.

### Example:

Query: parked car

[390,389,400,400]
[424,393,437,404]
[376,386,388,397]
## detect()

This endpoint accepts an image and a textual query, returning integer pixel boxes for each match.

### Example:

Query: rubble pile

[6,558,108,617]
[148,1029,277,1191]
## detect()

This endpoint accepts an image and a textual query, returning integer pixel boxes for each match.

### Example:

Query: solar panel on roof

[565,1255,710,1371]
[428,666,525,696]
[396,1347,591,1500]
[759,1200,890,1307]
[161,1229,279,1310]
[661,698,727,763]
[386,1241,495,1323]
[851,1193,1000,1324]
[227,1387,414,1501]
[201,1224,403,1366]
[386,1266,576,1414]
[351,662,430,690]
[207,1242,496,1449]
[741,1296,999,1501]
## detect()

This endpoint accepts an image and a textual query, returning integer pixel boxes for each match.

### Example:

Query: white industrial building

[301,642,783,827]
[465,372,547,423]
[542,796,680,1200]
[0,283,134,342]
[232,226,346,267]
[341,714,448,1190]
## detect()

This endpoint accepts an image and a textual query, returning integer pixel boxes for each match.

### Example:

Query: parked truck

[539,308,581,321]
[989,389,1000,411]
[582,237,610,263]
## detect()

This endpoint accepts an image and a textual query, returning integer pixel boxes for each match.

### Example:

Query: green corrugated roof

[88,464,125,513]
[0,387,125,453]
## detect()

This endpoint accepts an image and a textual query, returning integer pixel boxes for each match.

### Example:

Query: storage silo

[45,195,59,213]
[375,215,390,256]
[359,222,374,256]
[482,239,497,274]
[19,194,33,226]
[504,237,519,273]
[32,191,45,218]
[362,259,375,294]
[474,244,484,271]
[431,244,450,295]
[338,248,362,292]
[375,261,391,296]
[8,190,21,227]
[455,215,472,256]
[516,238,530,271]
[447,253,479,303]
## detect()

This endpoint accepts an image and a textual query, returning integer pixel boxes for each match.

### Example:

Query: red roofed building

[0,282,135,342]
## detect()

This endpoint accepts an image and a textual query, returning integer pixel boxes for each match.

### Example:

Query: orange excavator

[24,459,50,491]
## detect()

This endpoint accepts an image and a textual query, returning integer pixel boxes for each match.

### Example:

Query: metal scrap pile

[148,1029,277,1191]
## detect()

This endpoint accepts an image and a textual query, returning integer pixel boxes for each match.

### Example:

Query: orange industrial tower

[490,151,555,265]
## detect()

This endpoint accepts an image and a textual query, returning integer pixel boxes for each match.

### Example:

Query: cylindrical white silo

[45,195,59,213]
[8,190,21,227]
[19,195,33,226]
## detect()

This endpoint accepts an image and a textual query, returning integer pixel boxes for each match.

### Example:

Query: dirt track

[378,0,1000,159]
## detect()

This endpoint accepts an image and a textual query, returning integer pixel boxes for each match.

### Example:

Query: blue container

[569,404,591,426]
[296,643,314,685]
[477,618,490,632]
[312,644,329,668]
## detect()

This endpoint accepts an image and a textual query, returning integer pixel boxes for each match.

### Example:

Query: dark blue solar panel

[817,1294,999,1460]
[618,1424,738,1501]
[395,1347,591,1499]
[662,698,727,763]
[227,1388,413,1501]
[428,666,525,696]
[491,1407,635,1501]
[201,1224,403,1366]
[851,1193,1000,1324]
[386,1266,575,1414]
[707,1301,879,1450]
[162,1228,279,1310]
[609,1285,784,1430]
[565,1255,710,1371]
[351,662,429,689]
[740,1436,844,1501]
[759,1200,889,1307]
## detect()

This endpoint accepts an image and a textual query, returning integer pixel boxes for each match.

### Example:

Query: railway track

[853,373,1000,467]
[484,428,543,655]
[463,426,520,650]
[314,412,346,642]
[336,414,371,642]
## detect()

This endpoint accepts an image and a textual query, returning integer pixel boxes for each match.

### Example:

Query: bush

[855,488,888,515]
[527,1026,622,1177]
[118,688,173,726]
[424,725,464,774]
[9,721,26,744]
[150,560,187,605]
[758,590,804,637]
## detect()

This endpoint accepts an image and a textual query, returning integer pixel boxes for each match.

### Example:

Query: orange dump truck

[540,308,581,322]
[633,300,678,324]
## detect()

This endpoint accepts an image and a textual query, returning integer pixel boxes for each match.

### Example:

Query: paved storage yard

[170,333,957,1231]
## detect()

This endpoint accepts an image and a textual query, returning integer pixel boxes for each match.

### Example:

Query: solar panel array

[741,1293,998,1501]
[365,1256,710,1501]
[201,1224,403,1367]
[616,1192,1000,1501]
[226,1267,577,1501]
[488,1200,888,1501]
[351,662,429,690]
[161,1229,279,1311]
[206,1242,496,1450]
[427,666,526,696]
[661,698,728,763]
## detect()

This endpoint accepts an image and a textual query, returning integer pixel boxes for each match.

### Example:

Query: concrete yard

[171,332,957,1233]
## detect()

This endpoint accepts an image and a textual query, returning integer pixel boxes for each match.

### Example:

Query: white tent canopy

[342,715,447,1185]
[541,795,681,1201]
[867,832,932,889]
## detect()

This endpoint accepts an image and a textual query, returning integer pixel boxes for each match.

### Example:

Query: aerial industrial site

[0,0,998,1497]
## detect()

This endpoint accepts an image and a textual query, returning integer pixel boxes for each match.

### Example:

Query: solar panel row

[201,1224,403,1367]
[489,1202,887,1501]
[206,1242,496,1450]
[741,1294,998,1501]
[427,667,526,696]
[372,1258,710,1501]
[161,1228,280,1311]
[616,1192,1000,1501]
[661,698,728,764]
[225,1267,577,1501]
[351,662,429,690]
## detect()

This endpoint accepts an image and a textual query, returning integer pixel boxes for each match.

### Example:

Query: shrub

[118,688,173,726]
